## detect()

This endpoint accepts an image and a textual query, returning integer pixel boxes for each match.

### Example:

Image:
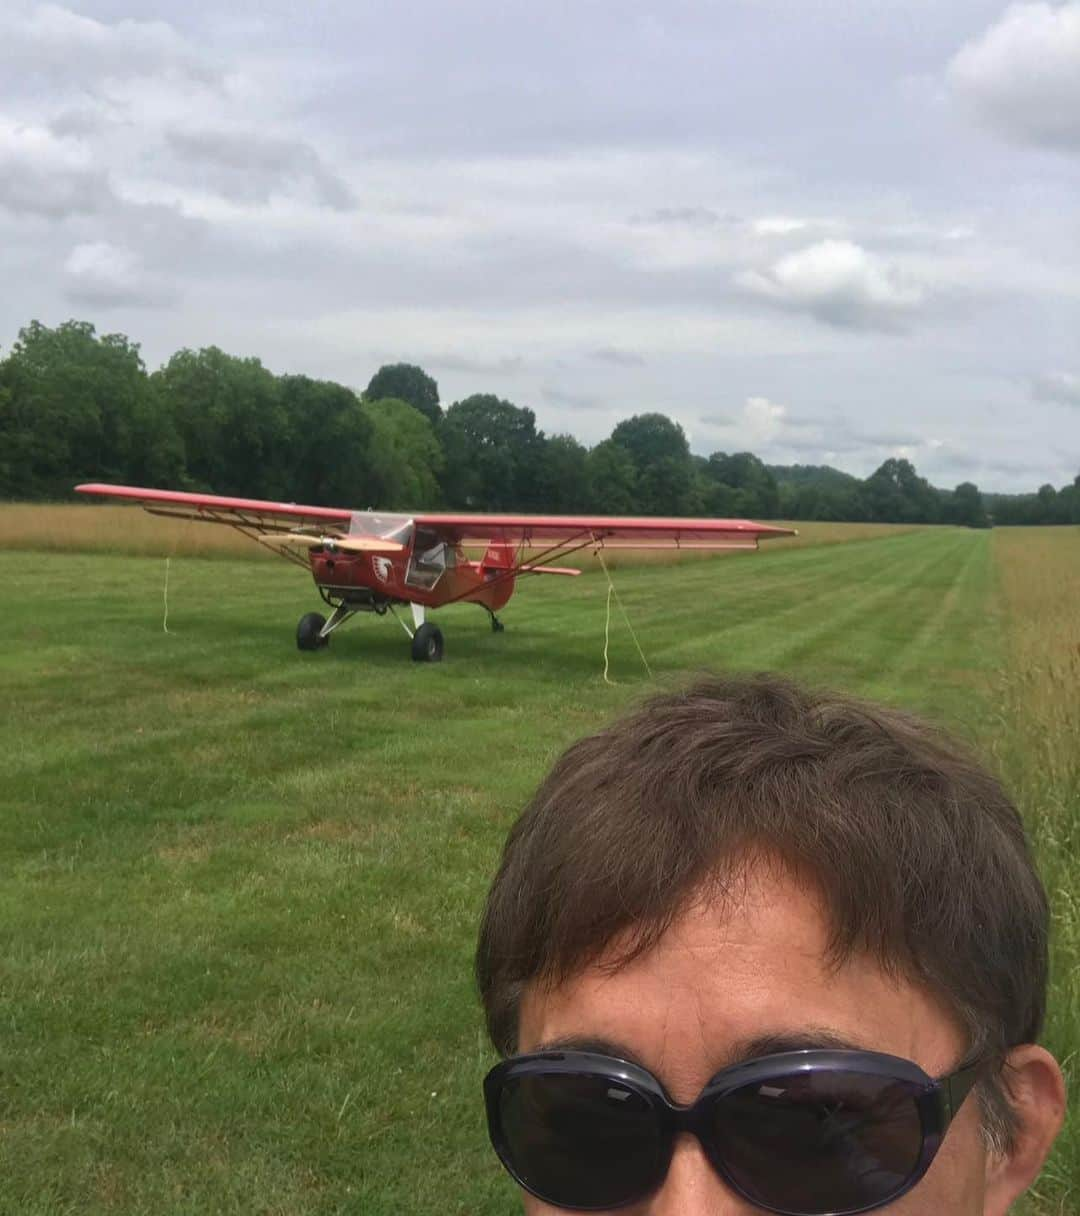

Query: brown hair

[476,674,1048,1148]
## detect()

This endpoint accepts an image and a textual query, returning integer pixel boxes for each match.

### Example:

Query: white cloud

[736,239,926,330]
[948,2,1080,152]
[1033,371,1080,405]
[751,216,808,236]
[0,4,218,88]
[742,396,787,443]
[0,117,112,217]
[63,241,173,307]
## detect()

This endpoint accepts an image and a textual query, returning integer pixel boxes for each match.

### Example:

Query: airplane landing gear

[411,622,444,663]
[297,611,329,650]
[486,608,505,633]
[297,602,355,651]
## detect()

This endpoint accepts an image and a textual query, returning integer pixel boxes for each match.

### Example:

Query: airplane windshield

[349,512,414,547]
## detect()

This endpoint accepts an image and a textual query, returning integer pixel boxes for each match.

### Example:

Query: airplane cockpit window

[406,527,454,590]
[349,512,414,547]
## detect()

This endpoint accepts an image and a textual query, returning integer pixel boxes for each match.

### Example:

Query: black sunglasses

[484,1048,983,1215]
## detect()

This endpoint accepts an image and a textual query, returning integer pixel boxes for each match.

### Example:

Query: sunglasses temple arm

[942,1059,984,1123]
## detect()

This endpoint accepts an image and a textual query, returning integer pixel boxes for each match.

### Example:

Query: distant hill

[766,463,862,490]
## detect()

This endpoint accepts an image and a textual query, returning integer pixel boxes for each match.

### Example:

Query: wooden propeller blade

[258,532,404,554]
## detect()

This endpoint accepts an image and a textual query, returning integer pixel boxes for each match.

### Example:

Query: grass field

[0,514,1075,1214]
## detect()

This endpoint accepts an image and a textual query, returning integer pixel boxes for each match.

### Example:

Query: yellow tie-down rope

[594,547,653,685]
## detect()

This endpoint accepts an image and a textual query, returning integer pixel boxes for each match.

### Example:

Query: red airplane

[76,483,796,661]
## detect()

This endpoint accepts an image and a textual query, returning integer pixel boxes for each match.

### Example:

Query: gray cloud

[63,241,176,308]
[48,108,106,139]
[631,206,739,228]
[422,353,524,375]
[0,4,219,90]
[1033,371,1080,406]
[541,385,609,411]
[0,161,112,219]
[588,346,646,367]
[0,118,114,218]
[165,127,356,210]
[949,2,1080,153]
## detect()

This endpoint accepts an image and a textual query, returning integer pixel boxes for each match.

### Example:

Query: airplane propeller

[257,532,405,555]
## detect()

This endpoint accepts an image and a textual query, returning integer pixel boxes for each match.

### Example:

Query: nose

[646,1135,754,1215]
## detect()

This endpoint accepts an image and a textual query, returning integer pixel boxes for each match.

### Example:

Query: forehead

[518,865,964,1102]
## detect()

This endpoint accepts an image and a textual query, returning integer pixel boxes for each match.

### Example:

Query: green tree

[609,413,693,514]
[947,482,990,528]
[278,375,375,506]
[703,452,780,518]
[585,439,638,514]
[535,434,590,513]
[0,319,161,498]
[440,394,540,509]
[364,364,440,427]
[152,347,288,498]
[359,397,443,509]
[864,458,940,523]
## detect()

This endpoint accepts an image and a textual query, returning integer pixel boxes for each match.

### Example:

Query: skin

[516,864,1065,1215]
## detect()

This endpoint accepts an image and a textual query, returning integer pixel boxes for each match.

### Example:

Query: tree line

[0,319,1075,526]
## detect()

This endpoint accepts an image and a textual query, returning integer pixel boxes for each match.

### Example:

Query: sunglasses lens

[710,1070,924,1215]
[495,1072,665,1210]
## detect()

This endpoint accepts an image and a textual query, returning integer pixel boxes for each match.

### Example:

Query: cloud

[736,239,926,330]
[588,346,645,366]
[1033,371,1080,405]
[948,2,1080,152]
[700,397,792,446]
[164,127,356,210]
[422,352,524,374]
[631,206,737,227]
[0,118,112,217]
[751,216,809,236]
[541,385,610,411]
[0,4,218,89]
[63,241,173,307]
[742,396,787,443]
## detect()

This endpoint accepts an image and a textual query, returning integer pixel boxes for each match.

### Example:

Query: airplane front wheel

[297,612,329,651]
[411,623,444,663]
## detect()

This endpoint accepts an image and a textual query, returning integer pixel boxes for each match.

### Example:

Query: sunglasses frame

[485,1047,983,1215]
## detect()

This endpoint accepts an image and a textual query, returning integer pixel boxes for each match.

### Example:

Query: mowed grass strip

[0,524,1054,1215]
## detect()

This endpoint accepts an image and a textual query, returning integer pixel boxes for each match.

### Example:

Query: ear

[982,1044,1066,1215]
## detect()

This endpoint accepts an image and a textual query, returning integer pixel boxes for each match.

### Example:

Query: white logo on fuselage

[372,556,392,583]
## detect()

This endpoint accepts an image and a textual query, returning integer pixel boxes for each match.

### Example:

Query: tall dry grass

[992,527,1079,1214]
[0,503,922,565]
[0,504,272,559]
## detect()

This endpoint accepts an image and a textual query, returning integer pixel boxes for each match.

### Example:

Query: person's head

[476,675,1065,1214]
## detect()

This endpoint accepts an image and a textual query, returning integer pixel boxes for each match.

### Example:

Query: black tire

[411,622,444,663]
[297,611,329,651]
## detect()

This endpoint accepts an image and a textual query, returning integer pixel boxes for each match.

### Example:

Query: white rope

[387,604,414,639]
[602,580,615,685]
[596,549,653,681]
[162,557,171,634]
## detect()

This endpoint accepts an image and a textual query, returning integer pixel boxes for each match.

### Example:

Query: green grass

[0,527,1070,1213]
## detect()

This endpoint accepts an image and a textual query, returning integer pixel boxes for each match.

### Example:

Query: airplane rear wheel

[411,622,444,663]
[297,611,329,651]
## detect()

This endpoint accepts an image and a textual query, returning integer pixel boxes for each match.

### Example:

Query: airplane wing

[75,484,353,533]
[75,485,797,560]
[412,512,797,550]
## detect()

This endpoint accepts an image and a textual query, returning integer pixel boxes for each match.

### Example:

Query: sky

[1,1,1078,492]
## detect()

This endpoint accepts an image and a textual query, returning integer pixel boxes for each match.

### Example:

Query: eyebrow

[530,1027,872,1073]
